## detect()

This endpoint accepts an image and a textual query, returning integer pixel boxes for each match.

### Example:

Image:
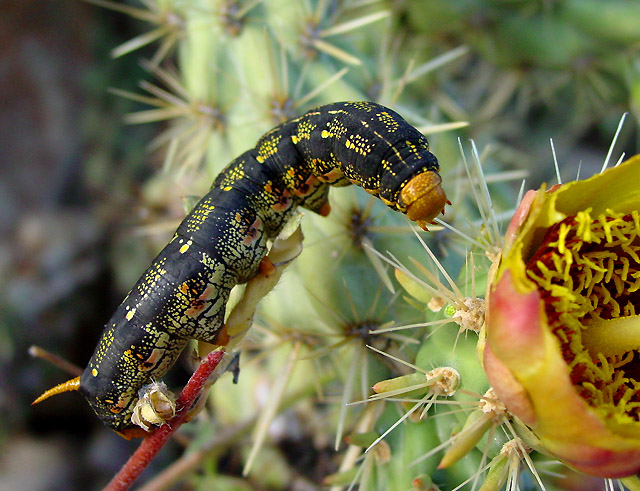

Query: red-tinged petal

[486,270,546,376]
[519,337,640,477]
[483,343,536,426]
[503,189,538,251]
[562,447,640,478]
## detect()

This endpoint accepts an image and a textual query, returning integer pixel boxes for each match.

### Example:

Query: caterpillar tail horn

[32,376,81,405]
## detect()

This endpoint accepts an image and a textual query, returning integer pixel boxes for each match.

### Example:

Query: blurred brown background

[0,2,174,489]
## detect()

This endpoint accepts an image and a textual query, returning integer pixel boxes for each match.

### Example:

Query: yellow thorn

[32,376,81,405]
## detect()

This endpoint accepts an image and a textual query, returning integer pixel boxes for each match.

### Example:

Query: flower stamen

[524,208,640,424]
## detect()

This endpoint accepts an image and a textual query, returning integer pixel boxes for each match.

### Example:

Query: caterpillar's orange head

[400,171,449,230]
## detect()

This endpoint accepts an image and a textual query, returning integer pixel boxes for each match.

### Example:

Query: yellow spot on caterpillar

[295,120,315,142]
[179,240,192,254]
[104,399,114,404]
[92,368,98,377]
[377,111,399,132]
[126,308,136,321]
[345,134,371,156]
[185,199,215,234]
[323,121,348,140]
[257,134,282,163]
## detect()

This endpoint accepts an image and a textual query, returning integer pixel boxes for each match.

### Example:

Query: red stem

[103,350,225,491]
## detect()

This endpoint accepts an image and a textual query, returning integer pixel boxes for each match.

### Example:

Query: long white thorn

[550,138,561,185]
[433,217,488,251]
[319,11,390,37]
[369,318,453,334]
[406,45,469,83]
[365,393,431,453]
[335,345,361,450]
[296,67,349,107]
[516,179,526,209]
[470,140,501,246]
[364,245,459,306]
[244,341,301,475]
[411,229,466,305]
[600,112,627,173]
[366,344,429,374]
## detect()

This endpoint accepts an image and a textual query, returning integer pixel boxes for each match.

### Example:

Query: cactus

[59,1,640,489]
[403,0,640,165]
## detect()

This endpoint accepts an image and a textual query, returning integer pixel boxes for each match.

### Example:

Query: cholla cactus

[64,1,640,490]
[402,0,640,141]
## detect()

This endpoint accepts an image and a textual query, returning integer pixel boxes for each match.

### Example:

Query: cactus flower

[483,156,640,477]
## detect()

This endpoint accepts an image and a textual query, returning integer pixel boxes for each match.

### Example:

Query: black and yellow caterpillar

[34,101,448,438]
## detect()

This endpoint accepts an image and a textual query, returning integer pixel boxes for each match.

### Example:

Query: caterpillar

[34,101,448,438]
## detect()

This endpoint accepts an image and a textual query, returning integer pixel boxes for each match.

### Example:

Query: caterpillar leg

[296,179,331,216]
[258,256,276,275]
[318,201,331,217]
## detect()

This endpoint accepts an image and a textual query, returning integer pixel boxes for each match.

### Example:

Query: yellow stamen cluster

[525,208,640,422]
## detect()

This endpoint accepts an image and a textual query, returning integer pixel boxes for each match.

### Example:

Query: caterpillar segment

[34,101,448,437]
